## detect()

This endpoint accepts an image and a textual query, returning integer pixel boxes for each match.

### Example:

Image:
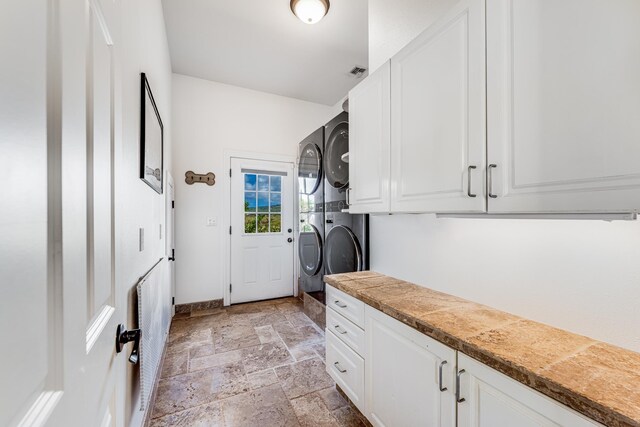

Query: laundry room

[4,0,640,426]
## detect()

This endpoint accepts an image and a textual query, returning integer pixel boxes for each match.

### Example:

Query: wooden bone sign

[185,171,216,186]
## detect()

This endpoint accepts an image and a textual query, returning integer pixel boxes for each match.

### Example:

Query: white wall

[368,0,457,71]
[172,74,334,305]
[368,0,640,353]
[116,0,172,425]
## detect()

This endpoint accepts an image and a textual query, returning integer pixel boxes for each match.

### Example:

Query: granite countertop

[324,271,640,427]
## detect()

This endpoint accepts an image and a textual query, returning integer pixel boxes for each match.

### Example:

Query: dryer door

[325,225,362,274]
[298,224,323,277]
[324,121,349,189]
[299,142,323,195]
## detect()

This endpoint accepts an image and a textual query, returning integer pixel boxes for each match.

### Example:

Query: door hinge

[171,200,174,209]
[229,226,232,235]
[172,296,175,305]
[230,284,232,293]
[229,168,232,177]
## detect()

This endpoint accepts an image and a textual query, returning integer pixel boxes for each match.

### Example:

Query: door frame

[165,171,175,316]
[222,149,298,306]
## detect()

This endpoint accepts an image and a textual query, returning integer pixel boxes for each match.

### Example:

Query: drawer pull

[334,325,348,335]
[439,360,448,392]
[334,361,347,373]
[334,300,347,308]
[456,369,466,403]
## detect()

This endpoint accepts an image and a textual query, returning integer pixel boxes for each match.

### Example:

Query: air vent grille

[349,66,367,78]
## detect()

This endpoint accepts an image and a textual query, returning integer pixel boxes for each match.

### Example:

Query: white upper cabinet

[390,0,487,213]
[348,61,391,214]
[457,354,600,426]
[486,0,640,213]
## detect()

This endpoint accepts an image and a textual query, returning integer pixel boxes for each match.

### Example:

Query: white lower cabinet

[326,318,366,412]
[325,286,600,427]
[364,306,457,427]
[457,353,600,426]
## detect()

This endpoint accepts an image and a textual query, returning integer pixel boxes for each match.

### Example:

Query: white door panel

[1,0,125,425]
[230,159,295,304]
[391,0,486,213]
[487,0,640,212]
[458,354,600,426]
[365,307,457,427]
[348,61,391,214]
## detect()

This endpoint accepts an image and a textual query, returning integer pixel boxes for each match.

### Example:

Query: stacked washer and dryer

[297,111,369,305]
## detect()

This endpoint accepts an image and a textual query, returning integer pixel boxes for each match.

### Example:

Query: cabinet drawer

[326,285,365,328]
[326,329,365,413]
[327,306,365,357]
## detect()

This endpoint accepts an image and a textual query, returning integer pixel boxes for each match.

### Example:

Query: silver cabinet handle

[456,369,466,403]
[488,164,498,199]
[439,360,448,392]
[334,361,347,373]
[346,188,352,206]
[467,166,477,198]
[334,325,347,335]
[334,300,347,308]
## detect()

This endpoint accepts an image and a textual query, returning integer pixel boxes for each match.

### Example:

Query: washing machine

[324,211,369,275]
[323,111,349,206]
[323,111,369,275]
[298,127,325,294]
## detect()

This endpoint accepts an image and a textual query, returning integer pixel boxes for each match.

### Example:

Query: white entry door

[1,0,125,426]
[230,158,295,304]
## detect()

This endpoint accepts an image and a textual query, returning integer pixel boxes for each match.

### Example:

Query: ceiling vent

[349,66,367,78]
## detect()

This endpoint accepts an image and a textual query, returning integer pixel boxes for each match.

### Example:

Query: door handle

[168,248,175,261]
[488,164,498,199]
[334,361,347,373]
[334,324,348,335]
[467,166,477,198]
[439,360,448,392]
[456,369,466,403]
[115,324,141,364]
[287,237,293,243]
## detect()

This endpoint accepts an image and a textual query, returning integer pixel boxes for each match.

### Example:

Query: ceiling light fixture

[290,0,330,25]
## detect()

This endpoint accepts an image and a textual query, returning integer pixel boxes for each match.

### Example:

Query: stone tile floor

[150,297,366,426]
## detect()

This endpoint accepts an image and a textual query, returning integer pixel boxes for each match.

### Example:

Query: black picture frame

[140,72,164,194]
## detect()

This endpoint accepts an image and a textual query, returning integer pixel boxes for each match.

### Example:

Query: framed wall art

[140,72,164,194]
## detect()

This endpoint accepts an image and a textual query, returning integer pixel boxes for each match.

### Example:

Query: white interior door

[1,0,125,425]
[166,173,176,315]
[230,158,295,304]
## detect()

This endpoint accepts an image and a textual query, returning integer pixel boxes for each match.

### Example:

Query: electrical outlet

[206,217,217,227]
[139,228,144,252]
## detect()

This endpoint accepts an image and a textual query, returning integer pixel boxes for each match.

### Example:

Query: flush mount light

[290,0,330,24]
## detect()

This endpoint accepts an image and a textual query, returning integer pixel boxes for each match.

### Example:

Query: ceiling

[162,0,368,106]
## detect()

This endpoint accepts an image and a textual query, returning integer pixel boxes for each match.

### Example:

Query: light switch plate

[206,217,217,227]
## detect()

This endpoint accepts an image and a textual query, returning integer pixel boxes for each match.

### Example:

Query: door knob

[287,228,292,233]
[115,324,141,364]
[287,237,293,243]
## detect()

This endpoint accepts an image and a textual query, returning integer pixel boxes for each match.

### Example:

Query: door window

[244,173,282,233]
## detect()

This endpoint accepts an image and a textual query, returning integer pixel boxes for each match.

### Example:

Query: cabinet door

[487,0,640,213]
[365,307,456,427]
[457,354,600,427]
[390,0,486,213]
[348,61,391,214]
